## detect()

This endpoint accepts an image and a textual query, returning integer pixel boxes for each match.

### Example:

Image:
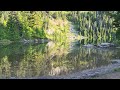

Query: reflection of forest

[0,38,120,78]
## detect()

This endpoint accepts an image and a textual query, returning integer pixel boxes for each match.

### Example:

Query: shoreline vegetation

[0,11,116,45]
[0,22,86,45]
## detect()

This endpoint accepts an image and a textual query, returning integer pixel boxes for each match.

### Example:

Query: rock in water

[83,44,94,48]
[110,43,115,47]
[97,43,115,48]
[101,43,111,46]
[97,44,109,48]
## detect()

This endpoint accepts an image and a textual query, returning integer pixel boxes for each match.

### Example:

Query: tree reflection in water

[0,37,120,78]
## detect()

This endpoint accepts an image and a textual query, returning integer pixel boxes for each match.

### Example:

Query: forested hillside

[0,11,117,42]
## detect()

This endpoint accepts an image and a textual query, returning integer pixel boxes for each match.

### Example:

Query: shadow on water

[0,37,120,78]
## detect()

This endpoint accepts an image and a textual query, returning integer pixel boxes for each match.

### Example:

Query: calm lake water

[0,37,120,79]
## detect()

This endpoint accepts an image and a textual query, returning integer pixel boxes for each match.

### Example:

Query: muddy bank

[28,60,120,79]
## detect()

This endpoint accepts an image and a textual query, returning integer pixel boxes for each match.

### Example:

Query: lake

[0,37,120,79]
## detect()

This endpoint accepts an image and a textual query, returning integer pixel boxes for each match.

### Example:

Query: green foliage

[0,23,7,40]
[0,11,117,42]
[67,11,116,39]
[7,12,22,41]
[107,11,120,41]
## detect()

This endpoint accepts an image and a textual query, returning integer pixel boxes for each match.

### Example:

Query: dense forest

[0,11,70,42]
[0,11,119,43]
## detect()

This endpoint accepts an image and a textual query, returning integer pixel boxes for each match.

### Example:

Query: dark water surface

[0,38,120,79]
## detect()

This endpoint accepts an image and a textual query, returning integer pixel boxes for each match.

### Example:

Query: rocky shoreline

[83,43,116,48]
[19,38,50,44]
[0,38,51,45]
[27,60,120,79]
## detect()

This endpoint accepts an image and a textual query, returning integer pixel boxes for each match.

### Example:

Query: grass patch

[0,39,13,45]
